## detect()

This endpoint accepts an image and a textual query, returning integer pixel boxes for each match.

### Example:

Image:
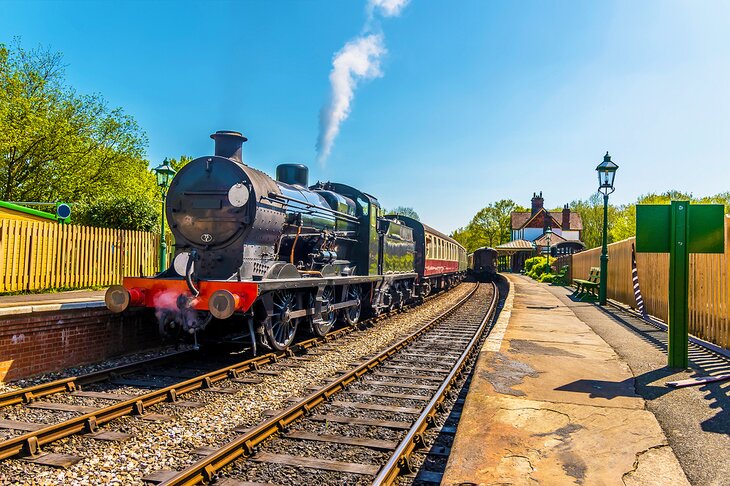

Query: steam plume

[317,34,385,163]
[368,0,410,18]
[316,0,409,163]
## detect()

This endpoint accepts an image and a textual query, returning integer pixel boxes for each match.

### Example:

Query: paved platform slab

[0,289,106,315]
[0,289,106,307]
[443,274,689,485]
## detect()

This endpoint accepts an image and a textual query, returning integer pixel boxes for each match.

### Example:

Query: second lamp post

[596,152,618,305]
[153,159,176,272]
[545,226,552,273]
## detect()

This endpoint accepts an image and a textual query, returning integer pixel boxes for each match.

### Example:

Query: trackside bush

[538,272,561,284]
[523,256,542,274]
[524,256,555,279]
[74,195,159,231]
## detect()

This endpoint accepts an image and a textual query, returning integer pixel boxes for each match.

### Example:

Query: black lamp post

[153,159,176,272]
[545,226,553,273]
[596,152,618,305]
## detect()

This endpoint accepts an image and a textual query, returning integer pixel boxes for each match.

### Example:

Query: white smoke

[317,34,385,163]
[316,0,409,163]
[368,0,410,18]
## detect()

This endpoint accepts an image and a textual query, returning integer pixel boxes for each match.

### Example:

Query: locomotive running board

[255,273,418,292]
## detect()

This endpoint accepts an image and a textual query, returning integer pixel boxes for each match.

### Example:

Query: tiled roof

[511,211,583,231]
[495,239,535,250]
[533,232,567,246]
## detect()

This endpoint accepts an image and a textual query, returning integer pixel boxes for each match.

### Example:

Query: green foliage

[73,195,159,231]
[168,155,194,172]
[387,206,420,221]
[538,272,565,284]
[523,256,543,273]
[571,190,730,250]
[0,39,155,206]
[524,256,555,279]
[451,199,524,252]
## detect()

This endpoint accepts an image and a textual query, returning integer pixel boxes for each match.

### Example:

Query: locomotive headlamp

[153,159,176,190]
[228,183,250,207]
[595,152,618,196]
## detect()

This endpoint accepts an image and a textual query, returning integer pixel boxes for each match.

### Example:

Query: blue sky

[2,1,729,232]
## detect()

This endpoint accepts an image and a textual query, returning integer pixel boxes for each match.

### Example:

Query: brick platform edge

[0,307,159,381]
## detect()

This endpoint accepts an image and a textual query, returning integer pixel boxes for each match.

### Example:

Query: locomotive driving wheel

[264,290,299,351]
[310,286,336,337]
[343,285,362,325]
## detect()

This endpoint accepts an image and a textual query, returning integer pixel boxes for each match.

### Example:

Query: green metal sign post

[636,201,724,369]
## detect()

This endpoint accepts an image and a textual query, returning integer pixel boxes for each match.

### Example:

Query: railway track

[150,282,498,486]
[0,287,459,466]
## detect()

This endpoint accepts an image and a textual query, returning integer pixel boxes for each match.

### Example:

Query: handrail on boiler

[265,192,360,224]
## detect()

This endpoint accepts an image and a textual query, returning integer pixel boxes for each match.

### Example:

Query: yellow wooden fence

[0,219,164,293]
[570,216,730,350]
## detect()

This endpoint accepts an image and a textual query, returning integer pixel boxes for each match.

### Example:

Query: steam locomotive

[105,131,466,352]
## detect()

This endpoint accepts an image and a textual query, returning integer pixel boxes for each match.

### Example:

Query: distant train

[105,130,467,352]
[468,247,498,282]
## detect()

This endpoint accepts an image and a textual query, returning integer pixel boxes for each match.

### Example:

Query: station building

[497,192,585,272]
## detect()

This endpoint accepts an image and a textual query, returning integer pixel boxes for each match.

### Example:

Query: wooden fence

[0,219,164,293]
[569,216,730,350]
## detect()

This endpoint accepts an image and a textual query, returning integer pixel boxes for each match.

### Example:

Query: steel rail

[0,287,451,460]
[373,281,498,484]
[158,283,483,486]
[0,349,197,409]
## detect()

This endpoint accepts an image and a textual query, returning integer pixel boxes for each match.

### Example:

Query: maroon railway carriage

[388,216,467,296]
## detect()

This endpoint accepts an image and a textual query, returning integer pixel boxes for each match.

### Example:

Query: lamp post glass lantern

[596,152,618,305]
[153,159,176,272]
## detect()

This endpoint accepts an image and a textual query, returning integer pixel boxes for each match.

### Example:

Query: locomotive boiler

[105,130,465,352]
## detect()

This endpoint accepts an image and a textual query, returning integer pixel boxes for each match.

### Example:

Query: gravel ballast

[0,285,476,485]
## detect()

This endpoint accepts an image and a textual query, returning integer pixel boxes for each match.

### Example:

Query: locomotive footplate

[255,274,416,293]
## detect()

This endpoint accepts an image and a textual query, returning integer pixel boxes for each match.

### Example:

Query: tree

[0,40,154,206]
[451,199,524,252]
[387,206,420,220]
[168,155,194,172]
[74,194,158,231]
[569,194,622,249]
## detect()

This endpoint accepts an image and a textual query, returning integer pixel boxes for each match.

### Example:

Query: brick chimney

[531,192,544,216]
[562,204,570,230]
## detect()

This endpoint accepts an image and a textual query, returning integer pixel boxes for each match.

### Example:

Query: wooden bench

[573,267,600,300]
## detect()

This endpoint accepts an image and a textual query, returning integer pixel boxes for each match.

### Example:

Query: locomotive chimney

[210,130,248,163]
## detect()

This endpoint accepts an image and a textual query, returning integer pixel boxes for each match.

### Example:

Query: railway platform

[0,288,159,382]
[0,289,106,310]
[443,274,710,485]
[0,289,106,315]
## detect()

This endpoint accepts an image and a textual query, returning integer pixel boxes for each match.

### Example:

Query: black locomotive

[106,131,466,352]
